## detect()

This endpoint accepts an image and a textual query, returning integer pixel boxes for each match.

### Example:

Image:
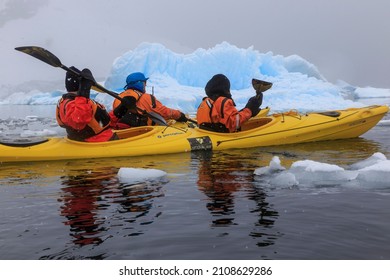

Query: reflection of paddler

[59,170,113,246]
[58,165,166,248]
[117,183,157,214]
[195,150,280,246]
[195,151,253,226]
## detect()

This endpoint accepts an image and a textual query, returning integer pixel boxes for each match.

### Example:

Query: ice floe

[117,167,167,184]
[254,153,390,188]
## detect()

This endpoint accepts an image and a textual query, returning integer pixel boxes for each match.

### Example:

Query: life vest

[112,89,143,110]
[112,89,157,127]
[196,97,230,133]
[56,93,111,141]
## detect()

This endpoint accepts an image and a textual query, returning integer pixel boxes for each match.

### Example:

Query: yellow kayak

[0,105,388,163]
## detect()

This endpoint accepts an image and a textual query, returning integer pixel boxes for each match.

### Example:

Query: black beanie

[65,66,80,92]
[205,74,231,98]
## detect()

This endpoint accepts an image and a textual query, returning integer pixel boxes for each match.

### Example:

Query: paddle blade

[15,45,124,103]
[252,79,273,92]
[15,46,62,68]
[147,111,167,126]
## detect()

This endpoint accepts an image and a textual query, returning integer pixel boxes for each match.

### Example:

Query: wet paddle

[251,78,272,116]
[15,46,167,126]
[251,78,273,93]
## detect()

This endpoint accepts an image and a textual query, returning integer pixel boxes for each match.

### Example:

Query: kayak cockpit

[241,117,273,131]
[115,127,155,140]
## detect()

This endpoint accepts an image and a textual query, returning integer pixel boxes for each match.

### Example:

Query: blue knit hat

[124,72,149,92]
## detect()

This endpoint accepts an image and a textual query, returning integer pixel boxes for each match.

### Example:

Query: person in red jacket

[56,67,121,142]
[196,74,262,133]
[111,72,188,129]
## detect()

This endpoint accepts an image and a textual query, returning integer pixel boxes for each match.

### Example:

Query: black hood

[205,74,231,99]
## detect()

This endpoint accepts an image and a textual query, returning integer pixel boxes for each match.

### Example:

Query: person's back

[197,74,262,133]
[111,72,188,129]
[56,67,118,142]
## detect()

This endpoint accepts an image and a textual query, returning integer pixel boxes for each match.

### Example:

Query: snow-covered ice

[254,153,390,189]
[117,167,167,184]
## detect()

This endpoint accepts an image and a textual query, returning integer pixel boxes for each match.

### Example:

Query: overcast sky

[1,0,389,91]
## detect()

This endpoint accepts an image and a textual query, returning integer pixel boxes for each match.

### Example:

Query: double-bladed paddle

[15,46,168,126]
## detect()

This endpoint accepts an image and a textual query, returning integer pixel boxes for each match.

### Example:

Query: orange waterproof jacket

[197,97,252,132]
[56,94,116,142]
[112,89,182,128]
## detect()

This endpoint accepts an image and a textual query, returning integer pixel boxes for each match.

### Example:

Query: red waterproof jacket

[56,93,116,142]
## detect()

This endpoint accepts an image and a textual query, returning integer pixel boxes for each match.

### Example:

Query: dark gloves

[77,68,96,98]
[113,96,137,118]
[176,112,188,122]
[245,96,261,117]
[252,78,270,110]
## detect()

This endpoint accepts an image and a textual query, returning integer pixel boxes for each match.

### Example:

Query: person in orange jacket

[196,74,262,133]
[56,67,123,142]
[111,72,188,129]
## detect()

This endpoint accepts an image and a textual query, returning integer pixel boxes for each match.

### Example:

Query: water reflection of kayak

[0,105,388,163]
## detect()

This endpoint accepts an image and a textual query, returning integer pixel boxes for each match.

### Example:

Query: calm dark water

[0,105,389,260]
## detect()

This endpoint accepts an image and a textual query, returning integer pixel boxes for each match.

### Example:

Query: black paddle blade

[252,79,273,92]
[15,45,126,104]
[15,46,62,68]
[146,111,167,126]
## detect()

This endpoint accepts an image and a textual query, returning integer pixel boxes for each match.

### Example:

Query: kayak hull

[1,105,388,163]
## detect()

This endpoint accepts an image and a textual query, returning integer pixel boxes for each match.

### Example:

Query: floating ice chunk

[356,161,390,186]
[269,156,286,171]
[349,152,387,170]
[25,115,39,122]
[253,166,271,176]
[377,120,390,126]
[254,152,390,188]
[254,156,285,176]
[270,172,298,187]
[354,87,390,99]
[117,167,167,183]
[291,160,344,172]
[289,160,355,185]
[20,129,57,137]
